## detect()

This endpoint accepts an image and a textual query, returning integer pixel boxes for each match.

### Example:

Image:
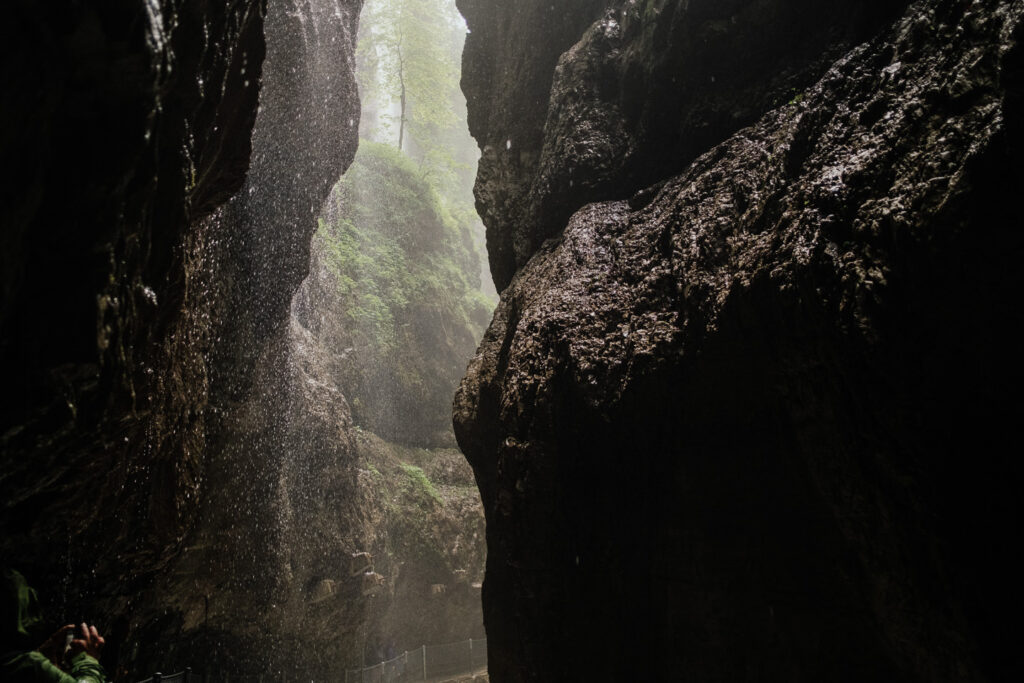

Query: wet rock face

[0,0,266,676]
[459,0,909,290]
[456,0,610,290]
[215,0,363,392]
[456,1,1024,681]
[2,0,365,678]
[1,1,265,420]
[149,0,365,676]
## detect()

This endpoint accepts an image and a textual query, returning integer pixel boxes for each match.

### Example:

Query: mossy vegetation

[318,141,490,347]
[352,430,484,581]
[303,141,493,445]
[398,462,442,504]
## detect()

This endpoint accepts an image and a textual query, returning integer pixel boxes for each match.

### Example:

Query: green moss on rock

[295,141,494,446]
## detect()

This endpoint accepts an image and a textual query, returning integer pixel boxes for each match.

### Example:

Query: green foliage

[357,0,478,201]
[307,0,497,444]
[313,141,491,443]
[399,462,442,504]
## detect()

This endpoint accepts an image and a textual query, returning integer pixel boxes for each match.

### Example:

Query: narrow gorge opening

[2,0,495,680]
[287,0,493,674]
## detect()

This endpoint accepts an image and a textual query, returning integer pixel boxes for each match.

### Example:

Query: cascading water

[286,0,493,673]
[130,0,365,677]
[141,0,491,678]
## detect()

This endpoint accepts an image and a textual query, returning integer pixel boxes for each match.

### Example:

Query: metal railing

[136,669,199,683]
[344,637,487,682]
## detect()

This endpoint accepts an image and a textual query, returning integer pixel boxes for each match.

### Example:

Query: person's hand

[68,622,105,660]
[36,624,74,666]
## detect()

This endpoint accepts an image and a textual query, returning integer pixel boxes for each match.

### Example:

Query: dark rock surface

[141,0,366,677]
[457,0,608,290]
[459,0,910,290]
[1,0,267,678]
[456,0,1024,680]
[1,0,370,678]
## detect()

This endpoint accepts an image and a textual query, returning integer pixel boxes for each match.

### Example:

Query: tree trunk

[398,46,406,151]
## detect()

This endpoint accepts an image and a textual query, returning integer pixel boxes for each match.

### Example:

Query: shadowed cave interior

[2,0,1023,682]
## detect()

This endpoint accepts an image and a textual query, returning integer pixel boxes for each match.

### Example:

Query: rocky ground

[345,430,486,656]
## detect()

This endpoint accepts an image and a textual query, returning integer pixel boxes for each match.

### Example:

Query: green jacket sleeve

[67,652,107,683]
[0,651,108,683]
[1,650,76,682]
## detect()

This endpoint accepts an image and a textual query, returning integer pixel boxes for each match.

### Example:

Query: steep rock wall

[459,0,909,290]
[0,1,266,678]
[1,0,371,679]
[456,0,1024,681]
[141,0,366,678]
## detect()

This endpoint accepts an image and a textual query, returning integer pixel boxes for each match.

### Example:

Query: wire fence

[344,637,487,682]
[135,637,487,683]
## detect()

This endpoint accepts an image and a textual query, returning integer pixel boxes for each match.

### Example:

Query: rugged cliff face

[141,0,366,677]
[456,1,1024,681]
[1,0,370,678]
[1,1,267,677]
[459,0,909,290]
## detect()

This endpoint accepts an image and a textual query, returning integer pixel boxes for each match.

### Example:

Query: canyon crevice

[3,1,487,678]
[3,0,1023,681]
